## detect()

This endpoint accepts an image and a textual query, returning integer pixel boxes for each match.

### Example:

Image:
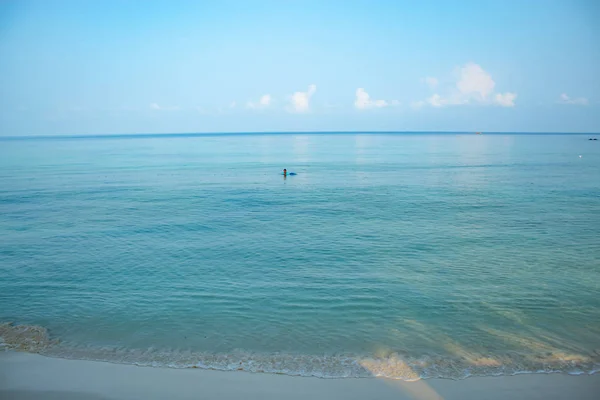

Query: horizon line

[0,130,598,141]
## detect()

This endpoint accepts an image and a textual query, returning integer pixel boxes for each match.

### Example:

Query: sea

[1,132,599,380]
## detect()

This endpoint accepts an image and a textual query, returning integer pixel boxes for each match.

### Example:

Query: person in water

[283,168,287,177]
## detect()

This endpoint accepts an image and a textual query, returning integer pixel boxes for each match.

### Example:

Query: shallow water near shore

[1,133,599,380]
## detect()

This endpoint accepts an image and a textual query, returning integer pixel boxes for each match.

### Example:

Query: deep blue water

[1,133,599,379]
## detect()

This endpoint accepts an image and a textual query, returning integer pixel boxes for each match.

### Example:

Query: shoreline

[2,322,599,381]
[2,351,600,400]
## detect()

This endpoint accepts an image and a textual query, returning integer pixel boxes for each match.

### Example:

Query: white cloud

[558,93,588,106]
[230,101,237,108]
[427,94,446,107]
[414,63,516,108]
[354,88,389,110]
[259,95,271,107]
[150,103,179,111]
[494,92,517,107]
[410,100,426,109]
[247,94,272,109]
[456,63,495,100]
[426,93,467,107]
[424,77,438,89]
[288,84,317,113]
[390,99,401,106]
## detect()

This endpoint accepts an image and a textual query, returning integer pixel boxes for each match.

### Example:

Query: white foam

[2,322,599,381]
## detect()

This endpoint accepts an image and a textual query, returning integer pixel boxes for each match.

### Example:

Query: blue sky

[0,0,599,135]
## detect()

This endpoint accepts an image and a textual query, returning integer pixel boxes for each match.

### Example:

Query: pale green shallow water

[1,133,599,379]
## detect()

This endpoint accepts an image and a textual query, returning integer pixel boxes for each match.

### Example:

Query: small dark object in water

[589,138,598,140]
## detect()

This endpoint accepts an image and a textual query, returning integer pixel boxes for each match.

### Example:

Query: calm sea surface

[1,133,599,379]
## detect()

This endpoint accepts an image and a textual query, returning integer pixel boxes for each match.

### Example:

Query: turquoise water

[1,133,599,379]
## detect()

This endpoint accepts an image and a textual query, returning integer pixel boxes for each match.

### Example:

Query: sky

[0,0,599,135]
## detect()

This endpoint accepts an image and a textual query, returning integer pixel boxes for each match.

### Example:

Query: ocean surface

[1,133,599,380]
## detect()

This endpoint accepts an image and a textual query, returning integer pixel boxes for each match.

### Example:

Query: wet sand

[1,351,599,400]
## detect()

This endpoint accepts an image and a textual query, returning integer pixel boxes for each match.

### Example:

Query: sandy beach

[0,351,598,400]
